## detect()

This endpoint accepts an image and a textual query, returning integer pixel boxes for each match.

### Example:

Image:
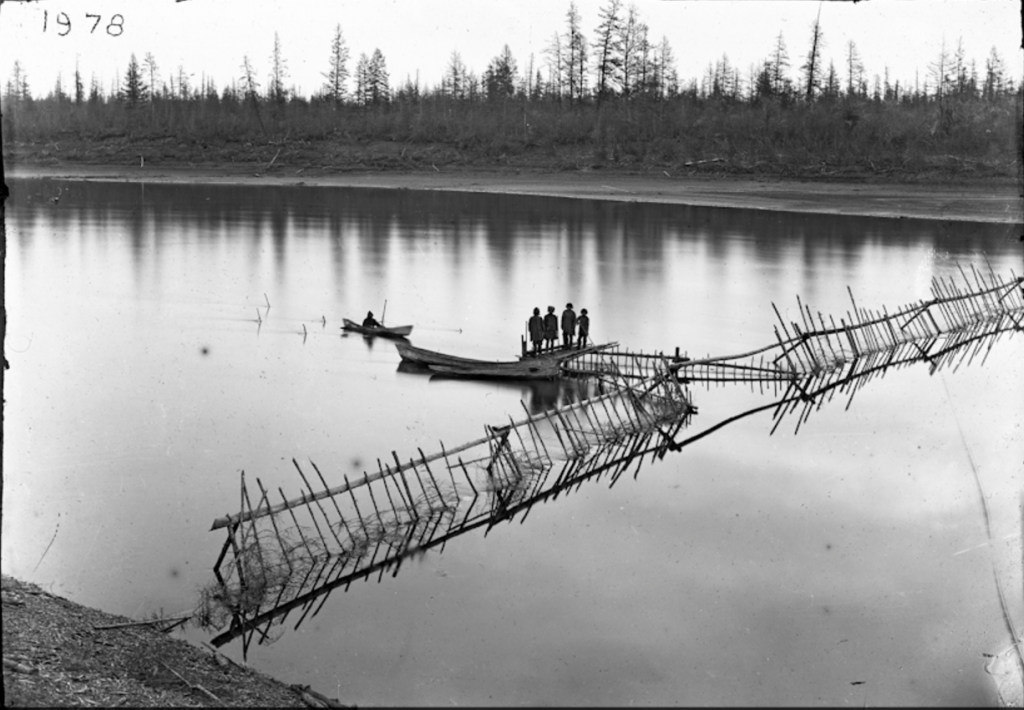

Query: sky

[1,0,1021,98]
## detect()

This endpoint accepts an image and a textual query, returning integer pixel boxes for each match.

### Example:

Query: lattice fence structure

[201,367,694,655]
[562,268,1024,390]
[200,267,1023,657]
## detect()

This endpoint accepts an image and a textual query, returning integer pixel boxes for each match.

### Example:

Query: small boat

[429,361,561,380]
[396,341,617,380]
[342,318,413,339]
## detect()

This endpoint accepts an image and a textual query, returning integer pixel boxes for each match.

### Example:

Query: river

[3,177,1022,705]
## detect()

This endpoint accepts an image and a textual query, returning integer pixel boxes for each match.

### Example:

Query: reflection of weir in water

[201,268,1023,658]
[201,367,694,655]
[427,370,601,414]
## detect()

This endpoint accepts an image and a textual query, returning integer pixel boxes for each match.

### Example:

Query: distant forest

[3,1,1021,179]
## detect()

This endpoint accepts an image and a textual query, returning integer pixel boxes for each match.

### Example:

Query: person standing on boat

[576,308,590,349]
[528,307,545,355]
[363,311,381,328]
[561,303,577,348]
[543,306,558,351]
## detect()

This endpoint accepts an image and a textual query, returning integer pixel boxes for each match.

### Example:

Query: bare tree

[845,40,863,98]
[239,55,266,131]
[952,37,967,97]
[592,0,623,100]
[654,36,678,98]
[617,3,640,96]
[563,1,588,104]
[176,65,192,100]
[544,31,565,99]
[801,11,824,100]
[143,53,160,100]
[927,38,951,101]
[268,32,288,105]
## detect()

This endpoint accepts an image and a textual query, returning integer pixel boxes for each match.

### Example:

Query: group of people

[528,303,590,355]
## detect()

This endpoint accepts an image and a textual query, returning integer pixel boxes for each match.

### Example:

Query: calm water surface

[4,178,1022,706]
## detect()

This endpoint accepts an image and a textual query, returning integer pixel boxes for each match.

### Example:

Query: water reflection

[422,371,597,414]
[11,179,1019,297]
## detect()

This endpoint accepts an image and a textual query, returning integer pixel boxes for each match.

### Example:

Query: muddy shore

[9,163,1024,224]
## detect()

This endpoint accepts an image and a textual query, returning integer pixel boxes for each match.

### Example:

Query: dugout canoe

[394,342,496,367]
[396,341,617,380]
[342,318,414,338]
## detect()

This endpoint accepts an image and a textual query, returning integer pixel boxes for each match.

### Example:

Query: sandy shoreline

[10,163,1023,224]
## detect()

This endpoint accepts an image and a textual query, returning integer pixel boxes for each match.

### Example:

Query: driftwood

[3,657,39,675]
[290,684,349,708]
[93,614,192,631]
[200,641,250,671]
[158,660,221,703]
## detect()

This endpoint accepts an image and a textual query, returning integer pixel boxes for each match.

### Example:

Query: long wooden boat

[342,318,413,338]
[429,361,561,380]
[396,341,617,380]
[395,342,494,367]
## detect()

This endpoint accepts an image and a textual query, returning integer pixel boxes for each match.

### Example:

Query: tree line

[2,1,1019,177]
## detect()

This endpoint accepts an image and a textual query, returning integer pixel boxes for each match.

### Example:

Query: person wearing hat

[543,306,558,351]
[528,307,545,355]
[362,311,381,328]
[561,303,577,349]
[576,308,590,349]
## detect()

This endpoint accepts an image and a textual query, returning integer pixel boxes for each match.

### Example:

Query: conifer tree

[444,50,467,99]
[322,24,350,106]
[120,53,148,106]
[484,45,518,99]
[769,32,790,97]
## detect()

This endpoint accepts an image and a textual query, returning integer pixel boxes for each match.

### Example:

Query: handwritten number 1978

[43,11,124,36]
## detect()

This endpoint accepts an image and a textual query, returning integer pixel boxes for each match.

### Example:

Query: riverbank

[1,576,349,708]
[8,162,1023,224]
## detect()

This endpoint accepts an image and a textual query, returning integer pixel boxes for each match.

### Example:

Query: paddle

[381,299,388,326]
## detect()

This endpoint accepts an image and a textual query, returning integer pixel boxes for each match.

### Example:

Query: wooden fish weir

[669,298,1024,451]
[671,268,1022,391]
[563,269,1023,389]
[202,369,694,655]
[199,267,1021,657]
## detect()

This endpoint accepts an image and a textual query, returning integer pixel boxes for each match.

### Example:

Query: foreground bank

[8,163,1023,225]
[1,576,349,707]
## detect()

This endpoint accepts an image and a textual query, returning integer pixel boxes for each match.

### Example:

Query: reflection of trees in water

[8,178,1015,287]
[197,268,1023,659]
